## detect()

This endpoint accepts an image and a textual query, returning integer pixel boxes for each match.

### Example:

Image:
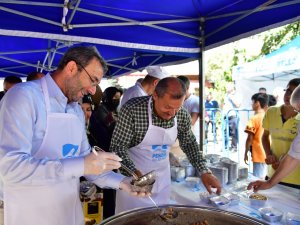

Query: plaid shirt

[110,96,208,175]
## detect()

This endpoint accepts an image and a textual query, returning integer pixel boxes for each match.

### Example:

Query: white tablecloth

[170,177,300,225]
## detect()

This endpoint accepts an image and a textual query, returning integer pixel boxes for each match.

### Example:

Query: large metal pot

[100,205,267,225]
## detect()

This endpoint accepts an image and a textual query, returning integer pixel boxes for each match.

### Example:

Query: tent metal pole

[206,0,276,39]
[199,17,205,154]
[0,6,61,26]
[0,56,48,70]
[76,8,198,40]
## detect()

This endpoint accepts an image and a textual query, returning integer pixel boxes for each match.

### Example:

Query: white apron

[115,97,177,214]
[3,77,84,225]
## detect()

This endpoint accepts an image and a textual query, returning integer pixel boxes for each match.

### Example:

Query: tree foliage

[205,21,300,105]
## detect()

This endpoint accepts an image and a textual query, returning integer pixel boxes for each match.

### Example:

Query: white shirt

[223,92,242,117]
[0,74,123,199]
[120,82,147,107]
[183,94,200,114]
[288,123,300,160]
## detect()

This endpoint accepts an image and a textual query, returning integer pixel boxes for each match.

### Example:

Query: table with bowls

[170,175,300,225]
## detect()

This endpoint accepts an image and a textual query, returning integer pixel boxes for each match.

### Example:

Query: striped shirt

[110,96,208,174]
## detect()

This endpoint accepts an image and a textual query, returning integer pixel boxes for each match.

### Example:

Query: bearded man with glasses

[0,46,149,225]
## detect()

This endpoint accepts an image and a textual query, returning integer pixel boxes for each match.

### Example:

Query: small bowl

[249,193,268,207]
[259,207,283,223]
[199,192,217,204]
[223,193,240,206]
[131,170,156,192]
[286,212,300,225]
[210,196,231,210]
[185,177,200,189]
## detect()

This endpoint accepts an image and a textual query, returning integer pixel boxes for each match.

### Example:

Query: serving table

[170,176,300,225]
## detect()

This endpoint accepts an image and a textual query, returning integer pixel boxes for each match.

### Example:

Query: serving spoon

[92,146,161,212]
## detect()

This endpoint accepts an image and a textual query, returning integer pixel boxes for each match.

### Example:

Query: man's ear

[152,91,158,100]
[65,60,77,75]
[153,79,159,86]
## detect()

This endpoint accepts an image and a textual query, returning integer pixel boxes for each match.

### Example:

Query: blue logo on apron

[62,144,79,158]
[151,145,168,161]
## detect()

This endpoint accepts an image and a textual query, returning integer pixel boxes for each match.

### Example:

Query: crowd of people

[0,45,299,225]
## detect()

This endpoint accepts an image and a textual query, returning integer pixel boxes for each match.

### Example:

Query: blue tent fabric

[0,0,300,77]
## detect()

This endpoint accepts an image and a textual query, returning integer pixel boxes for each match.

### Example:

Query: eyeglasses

[293,107,300,114]
[284,88,294,96]
[76,62,100,86]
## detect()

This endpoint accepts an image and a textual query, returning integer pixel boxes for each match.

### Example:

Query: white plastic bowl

[210,196,231,210]
[286,212,300,225]
[259,207,283,223]
[249,193,268,208]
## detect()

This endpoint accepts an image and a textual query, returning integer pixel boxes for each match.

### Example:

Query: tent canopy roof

[0,0,300,78]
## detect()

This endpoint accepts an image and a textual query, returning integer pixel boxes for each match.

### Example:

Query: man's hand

[265,154,277,165]
[201,173,222,195]
[84,151,122,175]
[247,180,273,192]
[119,177,151,197]
[244,153,249,165]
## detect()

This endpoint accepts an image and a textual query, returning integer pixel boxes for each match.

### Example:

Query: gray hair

[57,46,108,74]
[290,85,300,108]
[155,77,186,99]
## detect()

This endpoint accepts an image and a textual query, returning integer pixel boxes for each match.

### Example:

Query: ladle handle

[92,146,139,180]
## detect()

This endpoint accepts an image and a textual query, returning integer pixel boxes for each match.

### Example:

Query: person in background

[244,93,269,179]
[26,71,45,81]
[89,86,123,219]
[262,78,300,189]
[222,82,242,152]
[248,84,300,192]
[0,46,148,225]
[111,77,221,214]
[177,75,200,127]
[259,87,267,94]
[120,66,169,107]
[267,94,277,107]
[0,75,22,101]
[90,85,103,111]
[79,95,94,135]
[205,91,220,141]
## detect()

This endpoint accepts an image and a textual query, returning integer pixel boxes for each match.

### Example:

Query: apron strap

[40,77,51,113]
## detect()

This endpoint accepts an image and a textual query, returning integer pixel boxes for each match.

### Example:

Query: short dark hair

[57,46,108,74]
[177,75,190,90]
[4,75,22,84]
[259,87,266,92]
[26,71,44,81]
[267,94,277,107]
[155,77,186,99]
[251,93,268,108]
[287,78,300,87]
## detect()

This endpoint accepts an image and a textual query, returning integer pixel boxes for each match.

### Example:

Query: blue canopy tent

[1,0,300,78]
[232,35,300,82]
[0,0,300,147]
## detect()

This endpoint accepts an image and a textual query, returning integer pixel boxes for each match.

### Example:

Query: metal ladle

[159,207,179,221]
[92,146,159,209]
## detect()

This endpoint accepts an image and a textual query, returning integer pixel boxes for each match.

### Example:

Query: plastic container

[223,193,240,206]
[199,192,217,204]
[286,212,300,225]
[185,177,200,190]
[249,193,268,208]
[259,207,283,223]
[210,196,231,210]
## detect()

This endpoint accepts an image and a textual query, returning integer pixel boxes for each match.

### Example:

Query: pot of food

[100,205,267,225]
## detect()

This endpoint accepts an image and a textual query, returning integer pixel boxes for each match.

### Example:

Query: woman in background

[90,86,123,219]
